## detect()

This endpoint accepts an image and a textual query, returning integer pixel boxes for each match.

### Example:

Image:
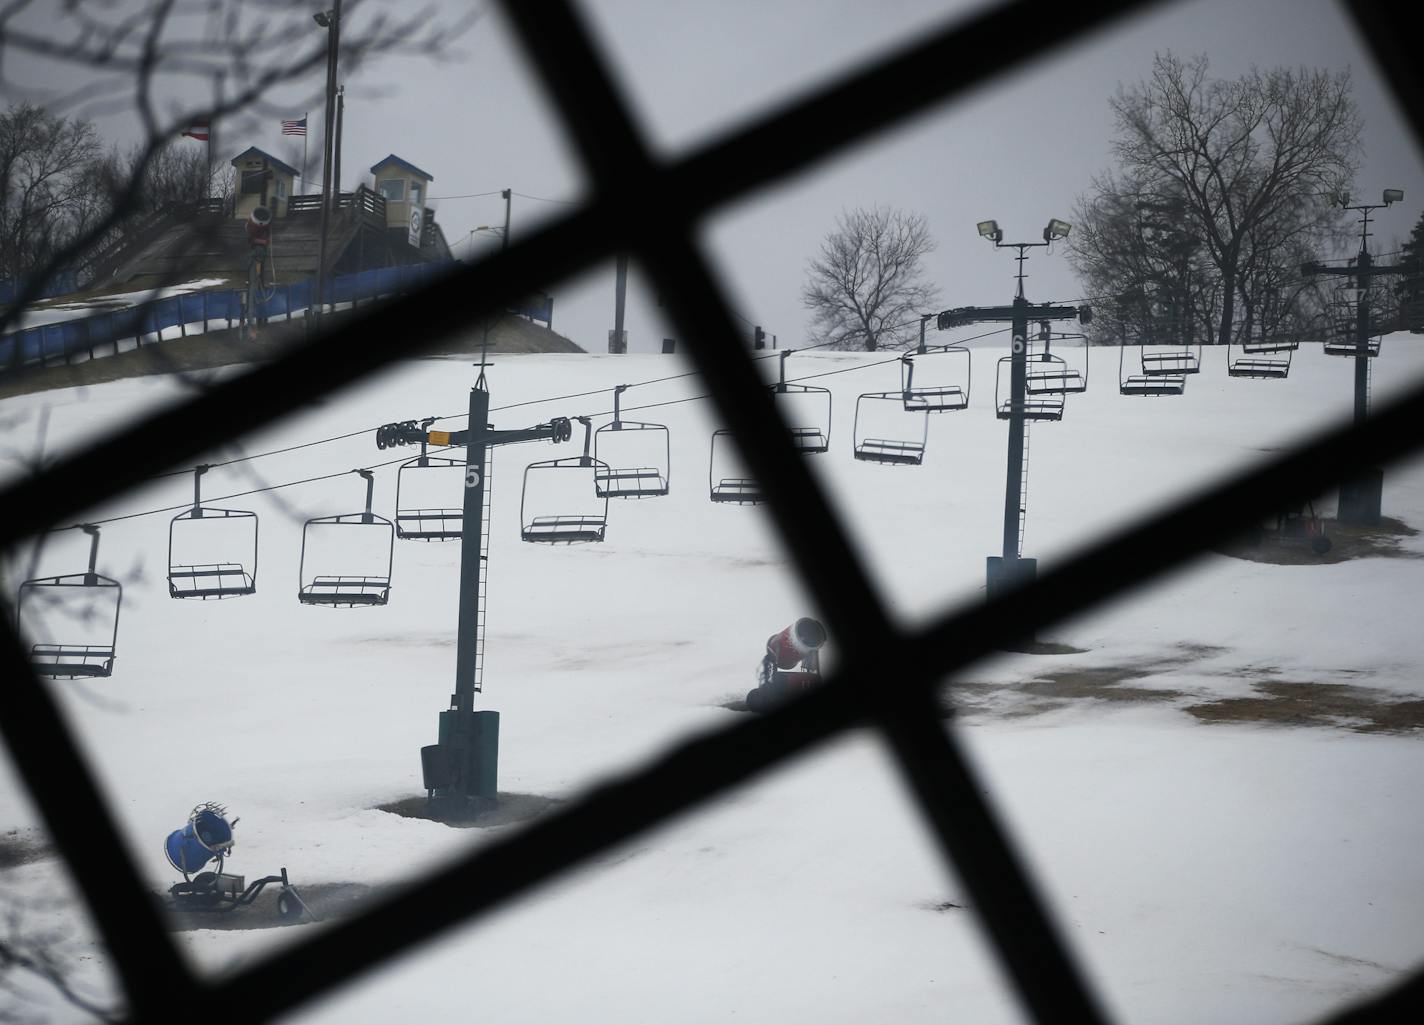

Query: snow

[2,335,1423,1023]
[7,279,230,328]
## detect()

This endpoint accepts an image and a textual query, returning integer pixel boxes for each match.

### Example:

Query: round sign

[408,207,422,246]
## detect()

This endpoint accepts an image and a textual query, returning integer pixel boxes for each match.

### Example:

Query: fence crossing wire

[0,0,1421,1023]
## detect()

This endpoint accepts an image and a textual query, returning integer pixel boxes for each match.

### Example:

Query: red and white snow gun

[746,618,827,713]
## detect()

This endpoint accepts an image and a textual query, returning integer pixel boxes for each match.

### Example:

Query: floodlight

[1383,188,1404,206]
[1044,218,1072,242]
[977,220,1001,243]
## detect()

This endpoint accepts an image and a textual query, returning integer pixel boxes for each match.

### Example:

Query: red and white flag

[181,120,211,142]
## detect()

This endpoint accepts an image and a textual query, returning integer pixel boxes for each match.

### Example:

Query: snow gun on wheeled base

[746,618,827,713]
[164,802,313,921]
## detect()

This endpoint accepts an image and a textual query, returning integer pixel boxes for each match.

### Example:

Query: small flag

[181,120,210,142]
[281,116,308,137]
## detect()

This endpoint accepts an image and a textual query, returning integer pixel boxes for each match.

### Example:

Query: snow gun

[746,618,827,713]
[164,802,312,921]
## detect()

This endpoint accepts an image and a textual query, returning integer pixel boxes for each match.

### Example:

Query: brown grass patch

[1187,681,1424,734]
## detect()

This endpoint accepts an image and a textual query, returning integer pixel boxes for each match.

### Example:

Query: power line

[511,191,578,205]
[76,455,415,529]
[426,191,507,201]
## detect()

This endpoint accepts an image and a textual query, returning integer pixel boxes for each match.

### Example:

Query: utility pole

[611,253,628,353]
[501,189,511,250]
[333,85,345,206]
[313,1,341,319]
[937,218,1088,647]
[1302,188,1407,524]
[375,377,570,813]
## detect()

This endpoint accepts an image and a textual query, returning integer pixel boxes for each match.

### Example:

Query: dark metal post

[501,189,512,251]
[611,252,628,353]
[333,85,344,208]
[1353,249,1372,427]
[313,1,341,318]
[1001,295,1029,562]
[192,465,208,518]
[82,524,100,586]
[453,384,489,715]
[918,313,929,354]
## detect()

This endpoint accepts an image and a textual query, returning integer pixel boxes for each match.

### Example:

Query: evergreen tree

[1399,210,1424,333]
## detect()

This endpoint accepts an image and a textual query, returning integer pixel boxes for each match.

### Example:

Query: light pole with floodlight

[936,219,1090,645]
[1301,187,1409,523]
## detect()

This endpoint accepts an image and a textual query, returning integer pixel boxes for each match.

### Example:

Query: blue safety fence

[0,271,80,305]
[0,261,461,369]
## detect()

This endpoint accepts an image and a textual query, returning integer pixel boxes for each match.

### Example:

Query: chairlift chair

[16,525,121,679]
[709,429,762,504]
[1228,322,1294,379]
[395,418,467,540]
[1320,285,1385,356]
[168,466,259,598]
[1025,323,1089,395]
[1119,340,1186,396]
[520,416,610,542]
[852,392,928,464]
[1137,324,1202,375]
[900,344,970,411]
[770,350,832,452]
[298,469,394,606]
[995,356,1065,421]
[593,385,670,498]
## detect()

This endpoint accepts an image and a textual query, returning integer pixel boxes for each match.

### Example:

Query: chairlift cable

[71,456,413,529]
[91,316,979,492]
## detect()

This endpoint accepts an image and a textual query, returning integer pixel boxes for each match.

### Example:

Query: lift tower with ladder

[939,219,1091,643]
[1301,188,1408,525]
[376,370,571,809]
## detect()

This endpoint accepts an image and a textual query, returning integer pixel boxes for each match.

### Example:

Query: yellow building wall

[233,157,294,220]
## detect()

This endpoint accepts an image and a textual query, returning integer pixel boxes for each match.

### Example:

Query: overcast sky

[9,0,1424,355]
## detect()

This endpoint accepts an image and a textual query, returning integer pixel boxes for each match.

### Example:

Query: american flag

[180,120,210,142]
[281,116,308,137]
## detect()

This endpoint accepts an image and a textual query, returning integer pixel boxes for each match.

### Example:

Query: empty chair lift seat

[299,574,392,606]
[593,388,672,499]
[709,429,763,503]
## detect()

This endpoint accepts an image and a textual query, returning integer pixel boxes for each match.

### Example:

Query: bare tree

[0,5,476,1018]
[1072,53,1362,347]
[801,206,940,351]
[0,103,102,283]
[0,0,478,342]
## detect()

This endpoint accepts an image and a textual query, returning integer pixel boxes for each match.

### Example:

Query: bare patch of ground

[947,643,1423,736]
[376,791,562,829]
[1214,516,1420,565]
[1186,681,1424,734]
[946,643,1221,719]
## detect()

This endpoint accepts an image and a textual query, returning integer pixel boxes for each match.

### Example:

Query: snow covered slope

[2,336,1422,1024]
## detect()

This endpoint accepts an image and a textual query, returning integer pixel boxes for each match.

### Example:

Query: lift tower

[1302,188,1408,524]
[939,219,1091,638]
[377,371,570,809]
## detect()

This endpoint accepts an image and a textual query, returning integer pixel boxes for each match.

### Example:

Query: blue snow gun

[163,801,312,921]
[164,802,236,875]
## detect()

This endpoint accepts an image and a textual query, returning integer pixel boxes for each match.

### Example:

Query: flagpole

[302,112,309,195]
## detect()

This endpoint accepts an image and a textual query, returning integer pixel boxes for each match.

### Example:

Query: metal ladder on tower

[1017,421,1032,557]
[1365,357,1374,416]
[473,447,495,694]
